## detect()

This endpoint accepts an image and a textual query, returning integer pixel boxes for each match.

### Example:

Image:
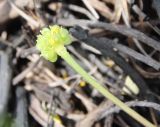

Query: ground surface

[0,0,160,127]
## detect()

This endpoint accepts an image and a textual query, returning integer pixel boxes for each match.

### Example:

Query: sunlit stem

[56,46,156,127]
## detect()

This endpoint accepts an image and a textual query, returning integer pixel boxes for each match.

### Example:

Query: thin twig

[81,0,99,19]
[67,4,97,21]
[8,0,39,28]
[58,19,160,51]
[100,100,160,120]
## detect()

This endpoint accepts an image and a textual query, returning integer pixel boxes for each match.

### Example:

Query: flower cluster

[36,25,72,62]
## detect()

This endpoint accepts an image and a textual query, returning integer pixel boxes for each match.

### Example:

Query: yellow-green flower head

[36,25,72,62]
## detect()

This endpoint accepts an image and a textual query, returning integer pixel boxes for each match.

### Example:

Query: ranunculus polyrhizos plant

[36,25,155,127]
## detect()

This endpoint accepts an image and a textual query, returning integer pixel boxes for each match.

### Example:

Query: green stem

[57,46,156,127]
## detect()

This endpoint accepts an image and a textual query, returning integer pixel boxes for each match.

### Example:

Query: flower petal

[36,25,72,62]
